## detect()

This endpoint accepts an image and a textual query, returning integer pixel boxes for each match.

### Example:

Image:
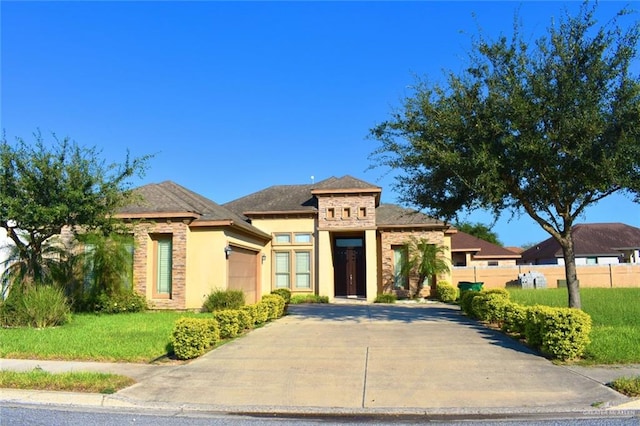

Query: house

[520,223,640,265]
[450,230,521,266]
[116,176,453,309]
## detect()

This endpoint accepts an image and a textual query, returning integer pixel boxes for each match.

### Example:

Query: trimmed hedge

[271,288,292,304]
[290,294,329,304]
[171,292,290,360]
[261,294,286,320]
[171,317,220,360]
[460,290,592,361]
[435,281,458,303]
[212,310,242,339]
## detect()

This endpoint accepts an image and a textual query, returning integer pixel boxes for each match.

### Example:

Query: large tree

[370,3,640,309]
[454,222,503,246]
[0,131,150,290]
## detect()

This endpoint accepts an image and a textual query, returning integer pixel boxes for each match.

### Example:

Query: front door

[334,238,365,297]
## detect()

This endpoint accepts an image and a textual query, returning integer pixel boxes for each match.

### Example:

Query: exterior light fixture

[224,245,232,259]
[261,254,267,264]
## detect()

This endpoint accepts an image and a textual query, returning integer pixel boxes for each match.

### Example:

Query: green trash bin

[457,281,484,292]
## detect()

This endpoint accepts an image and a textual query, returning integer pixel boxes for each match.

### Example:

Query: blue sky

[2,1,639,247]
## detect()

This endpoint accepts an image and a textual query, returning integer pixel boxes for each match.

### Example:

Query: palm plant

[400,237,450,298]
[1,233,69,296]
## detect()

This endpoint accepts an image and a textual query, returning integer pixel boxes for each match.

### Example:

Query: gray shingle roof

[375,203,446,227]
[521,223,640,263]
[223,184,317,217]
[118,181,269,238]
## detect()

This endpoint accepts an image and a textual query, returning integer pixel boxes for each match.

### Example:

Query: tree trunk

[559,233,582,309]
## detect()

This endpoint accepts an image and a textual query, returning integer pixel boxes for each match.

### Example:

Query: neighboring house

[450,230,521,266]
[117,176,453,309]
[520,223,640,265]
[0,228,13,292]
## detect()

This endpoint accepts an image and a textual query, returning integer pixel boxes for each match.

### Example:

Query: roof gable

[117,181,269,238]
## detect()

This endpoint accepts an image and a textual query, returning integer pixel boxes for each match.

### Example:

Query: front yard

[508,287,640,364]
[0,311,204,363]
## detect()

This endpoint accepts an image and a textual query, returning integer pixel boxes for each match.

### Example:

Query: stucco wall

[250,217,315,296]
[452,264,640,289]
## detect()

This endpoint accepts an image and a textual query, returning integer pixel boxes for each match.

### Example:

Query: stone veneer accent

[316,194,377,230]
[132,220,188,310]
[379,230,445,297]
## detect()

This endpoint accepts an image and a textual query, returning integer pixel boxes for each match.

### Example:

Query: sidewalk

[2,303,639,417]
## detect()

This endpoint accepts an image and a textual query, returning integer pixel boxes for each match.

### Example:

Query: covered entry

[228,245,258,303]
[334,236,366,298]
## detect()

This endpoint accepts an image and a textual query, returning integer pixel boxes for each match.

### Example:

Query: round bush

[435,281,458,303]
[271,288,291,304]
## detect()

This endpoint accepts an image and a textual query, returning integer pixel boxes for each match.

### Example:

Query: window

[153,236,172,298]
[393,246,408,289]
[488,261,499,267]
[274,252,290,288]
[327,208,335,219]
[294,233,312,244]
[295,251,311,288]
[343,207,351,219]
[274,233,291,244]
[274,250,312,290]
[586,257,598,265]
[358,207,367,218]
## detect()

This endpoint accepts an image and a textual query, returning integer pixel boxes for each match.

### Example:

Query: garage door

[228,246,258,304]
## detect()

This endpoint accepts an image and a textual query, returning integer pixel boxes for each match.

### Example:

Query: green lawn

[0,311,205,363]
[508,288,640,364]
[0,369,135,394]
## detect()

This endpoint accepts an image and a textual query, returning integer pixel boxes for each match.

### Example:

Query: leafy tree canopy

[370,2,640,308]
[0,131,151,287]
[454,222,503,246]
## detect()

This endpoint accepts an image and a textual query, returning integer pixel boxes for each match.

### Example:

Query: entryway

[334,236,366,298]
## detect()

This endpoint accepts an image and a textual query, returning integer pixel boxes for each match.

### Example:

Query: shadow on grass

[286,303,537,357]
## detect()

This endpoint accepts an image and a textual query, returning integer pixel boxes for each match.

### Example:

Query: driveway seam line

[362,346,369,409]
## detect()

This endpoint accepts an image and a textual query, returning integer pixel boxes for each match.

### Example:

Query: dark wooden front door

[334,240,365,297]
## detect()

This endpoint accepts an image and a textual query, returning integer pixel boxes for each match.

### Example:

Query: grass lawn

[0,369,135,394]
[508,287,640,365]
[0,311,205,363]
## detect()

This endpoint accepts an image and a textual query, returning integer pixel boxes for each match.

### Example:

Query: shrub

[539,308,592,361]
[609,376,640,397]
[501,302,528,337]
[203,289,245,312]
[523,305,592,360]
[435,281,458,303]
[254,301,270,325]
[271,288,291,304]
[524,305,548,349]
[374,293,397,303]
[170,317,219,360]
[240,304,258,327]
[459,290,481,316]
[290,294,329,304]
[237,308,253,330]
[212,310,241,339]
[261,294,286,319]
[93,291,147,314]
[0,285,71,328]
[471,290,510,324]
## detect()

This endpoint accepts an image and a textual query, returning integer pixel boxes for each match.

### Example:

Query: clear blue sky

[2,1,639,247]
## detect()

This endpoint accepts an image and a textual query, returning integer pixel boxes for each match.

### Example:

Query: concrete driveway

[114,303,628,414]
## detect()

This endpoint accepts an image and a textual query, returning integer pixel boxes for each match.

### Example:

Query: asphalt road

[2,404,639,426]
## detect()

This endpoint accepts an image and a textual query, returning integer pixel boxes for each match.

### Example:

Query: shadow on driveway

[286,302,538,357]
